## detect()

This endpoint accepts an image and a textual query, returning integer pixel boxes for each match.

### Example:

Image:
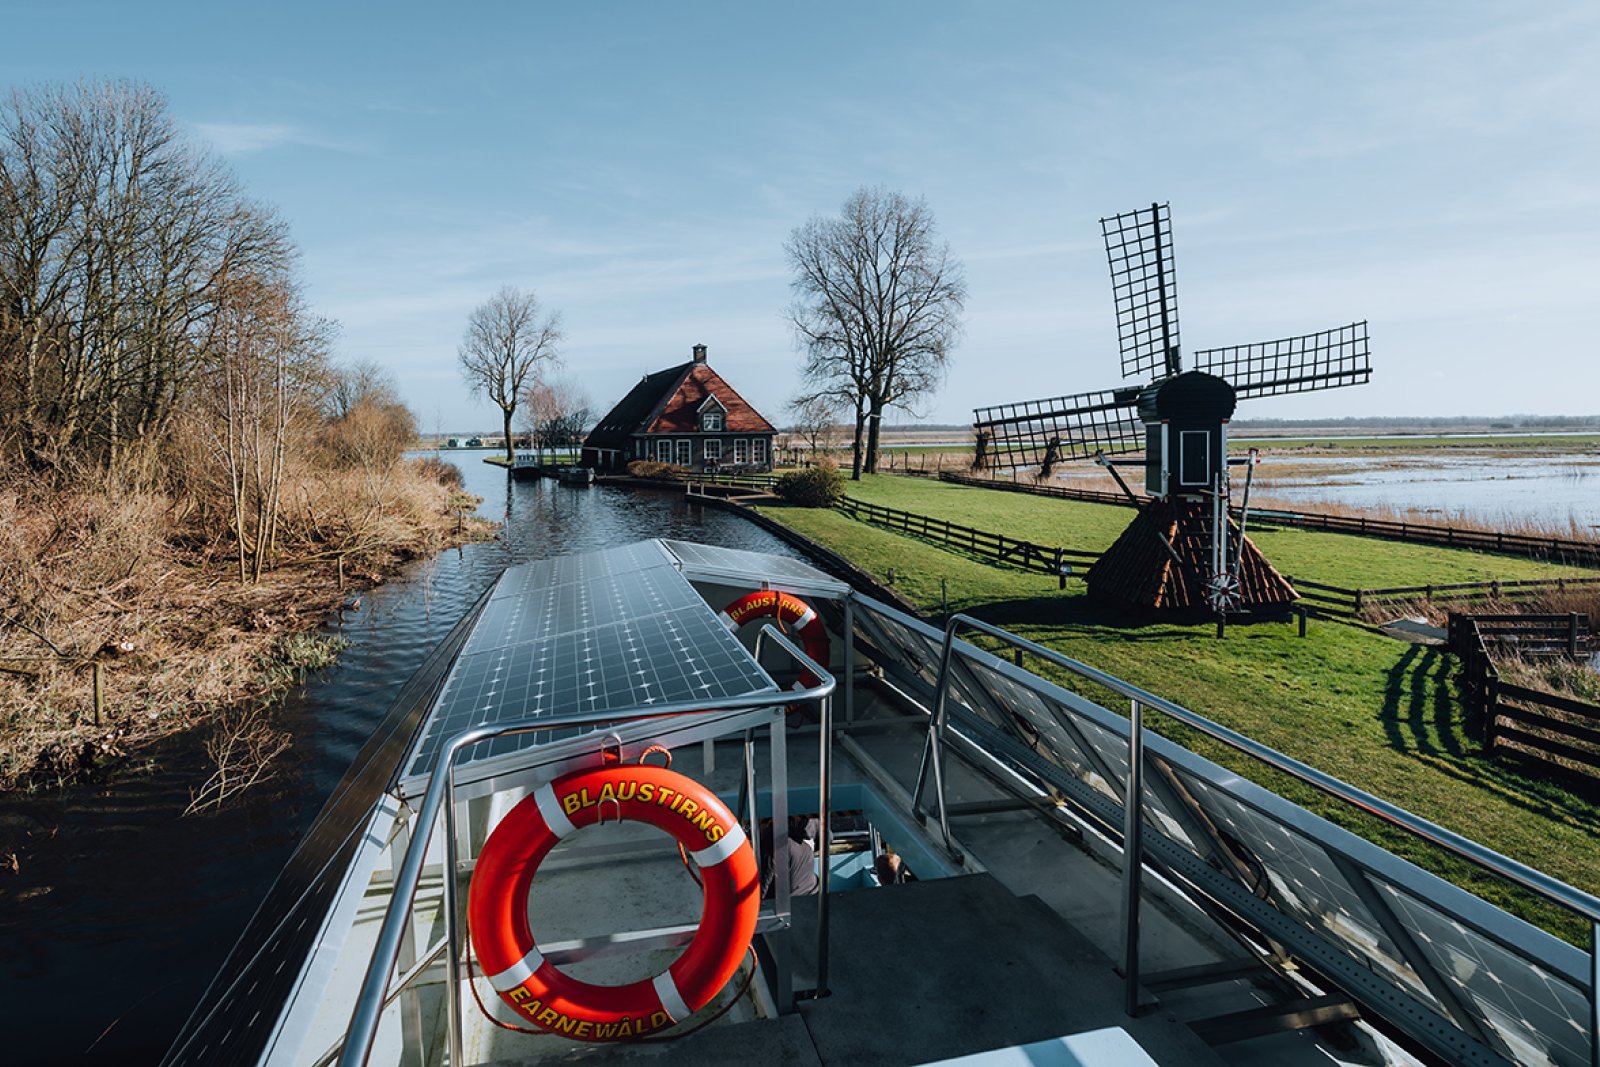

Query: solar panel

[662,539,849,596]
[402,542,778,787]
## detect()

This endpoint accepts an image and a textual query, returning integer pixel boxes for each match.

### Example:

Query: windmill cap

[1138,370,1237,423]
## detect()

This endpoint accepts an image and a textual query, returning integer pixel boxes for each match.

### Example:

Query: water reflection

[0,452,805,1065]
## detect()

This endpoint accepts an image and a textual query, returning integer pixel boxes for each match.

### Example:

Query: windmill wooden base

[1084,500,1297,614]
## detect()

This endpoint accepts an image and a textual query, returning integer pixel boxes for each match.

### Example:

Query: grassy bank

[755,477,1600,942]
[0,458,495,802]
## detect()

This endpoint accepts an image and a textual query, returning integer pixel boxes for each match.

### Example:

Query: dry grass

[0,457,494,796]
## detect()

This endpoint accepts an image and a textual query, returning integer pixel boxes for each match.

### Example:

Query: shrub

[775,463,844,507]
[626,460,685,481]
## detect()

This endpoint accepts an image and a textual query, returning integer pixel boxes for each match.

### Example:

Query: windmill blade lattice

[1101,203,1181,380]
[1192,320,1371,399]
[973,387,1144,472]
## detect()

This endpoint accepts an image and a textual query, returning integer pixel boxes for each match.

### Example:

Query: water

[1251,453,1600,530]
[0,453,806,1066]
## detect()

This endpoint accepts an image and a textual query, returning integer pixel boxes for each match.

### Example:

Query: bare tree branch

[784,187,965,478]
[458,285,562,463]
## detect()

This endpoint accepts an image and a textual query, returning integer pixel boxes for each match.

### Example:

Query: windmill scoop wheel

[972,202,1372,617]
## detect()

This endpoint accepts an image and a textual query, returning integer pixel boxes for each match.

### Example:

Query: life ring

[719,591,830,691]
[468,763,759,1041]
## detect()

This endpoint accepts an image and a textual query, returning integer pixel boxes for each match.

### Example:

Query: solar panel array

[849,595,1593,1067]
[662,539,848,596]
[402,541,777,785]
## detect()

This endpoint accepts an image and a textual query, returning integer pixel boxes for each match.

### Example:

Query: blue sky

[7,1,1598,430]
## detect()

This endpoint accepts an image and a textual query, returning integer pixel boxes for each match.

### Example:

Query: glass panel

[1379,881,1591,1067]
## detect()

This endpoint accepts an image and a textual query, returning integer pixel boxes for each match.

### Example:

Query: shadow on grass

[1377,645,1600,830]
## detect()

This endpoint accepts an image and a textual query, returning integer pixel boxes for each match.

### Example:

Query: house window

[703,440,722,463]
[656,439,672,463]
[751,439,767,467]
[733,439,750,465]
[676,440,692,466]
[702,411,723,432]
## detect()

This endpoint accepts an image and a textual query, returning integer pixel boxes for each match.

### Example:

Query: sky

[6,1,1598,432]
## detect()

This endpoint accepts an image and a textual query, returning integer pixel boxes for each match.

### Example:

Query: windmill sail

[1192,321,1371,399]
[973,387,1143,473]
[1101,203,1181,380]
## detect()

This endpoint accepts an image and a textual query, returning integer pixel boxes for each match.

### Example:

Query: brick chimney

[692,343,707,364]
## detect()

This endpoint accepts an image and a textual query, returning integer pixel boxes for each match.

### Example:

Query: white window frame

[656,438,672,463]
[751,438,767,467]
[703,439,722,462]
[733,439,750,465]
[676,439,692,466]
[702,411,723,432]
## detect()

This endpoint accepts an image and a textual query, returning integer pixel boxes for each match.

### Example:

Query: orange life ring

[719,591,830,691]
[468,764,759,1041]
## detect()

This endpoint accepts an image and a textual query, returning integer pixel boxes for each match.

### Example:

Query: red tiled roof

[642,362,775,435]
[1085,501,1297,611]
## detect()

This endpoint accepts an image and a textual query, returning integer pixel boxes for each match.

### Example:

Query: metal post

[815,692,833,998]
[1122,697,1145,1017]
[1590,920,1598,1067]
[770,711,792,1009]
[443,762,463,1067]
[844,598,856,726]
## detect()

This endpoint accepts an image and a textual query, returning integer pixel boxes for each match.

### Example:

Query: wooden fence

[1289,575,1600,615]
[835,496,1099,581]
[1448,613,1600,782]
[939,472,1600,568]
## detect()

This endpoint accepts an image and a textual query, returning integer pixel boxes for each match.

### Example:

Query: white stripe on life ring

[689,822,748,869]
[489,943,546,992]
[652,968,692,1022]
[534,782,578,840]
[792,605,817,630]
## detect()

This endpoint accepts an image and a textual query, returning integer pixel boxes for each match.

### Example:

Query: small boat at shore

[162,538,1600,1067]
[556,465,596,485]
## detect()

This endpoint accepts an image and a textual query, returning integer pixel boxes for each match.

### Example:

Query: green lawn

[836,474,1597,590]
[756,485,1600,942]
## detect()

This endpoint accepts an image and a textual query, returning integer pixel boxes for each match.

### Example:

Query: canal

[0,454,805,1066]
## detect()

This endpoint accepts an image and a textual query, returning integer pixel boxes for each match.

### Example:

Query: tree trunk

[864,402,885,474]
[502,408,515,464]
[850,409,866,480]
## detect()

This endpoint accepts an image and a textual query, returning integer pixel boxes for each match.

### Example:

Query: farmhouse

[582,344,777,472]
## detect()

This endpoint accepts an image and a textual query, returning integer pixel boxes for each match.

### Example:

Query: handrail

[910,612,1600,1039]
[337,623,836,1067]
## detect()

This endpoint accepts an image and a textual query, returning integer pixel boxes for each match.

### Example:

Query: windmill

[972,203,1371,616]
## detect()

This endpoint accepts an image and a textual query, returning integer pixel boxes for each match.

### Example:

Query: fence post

[1482,670,1498,753]
[1570,613,1582,658]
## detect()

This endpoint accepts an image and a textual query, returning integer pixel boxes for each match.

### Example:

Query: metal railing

[910,612,1600,1059]
[337,623,835,1067]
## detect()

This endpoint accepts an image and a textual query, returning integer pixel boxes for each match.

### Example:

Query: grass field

[834,474,1598,589]
[754,477,1600,942]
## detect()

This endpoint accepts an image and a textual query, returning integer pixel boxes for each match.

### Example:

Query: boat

[556,466,596,486]
[162,537,1600,1067]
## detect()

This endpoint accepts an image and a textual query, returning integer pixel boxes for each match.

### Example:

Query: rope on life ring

[468,763,759,1041]
[718,591,830,692]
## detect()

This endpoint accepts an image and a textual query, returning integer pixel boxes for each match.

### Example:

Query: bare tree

[0,81,292,474]
[787,392,846,462]
[785,186,965,479]
[458,286,562,463]
[519,375,590,463]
